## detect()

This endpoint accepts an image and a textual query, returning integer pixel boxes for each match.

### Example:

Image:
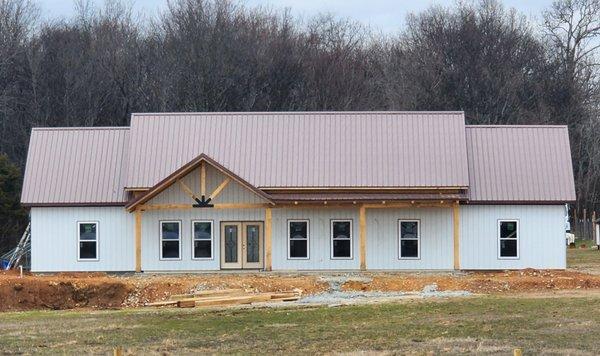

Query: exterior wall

[271,208,360,270]
[140,208,264,271]
[29,203,567,272]
[366,208,454,270]
[460,205,566,269]
[30,207,134,272]
[141,163,268,271]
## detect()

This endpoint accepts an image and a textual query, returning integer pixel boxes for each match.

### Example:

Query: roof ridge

[131,111,465,117]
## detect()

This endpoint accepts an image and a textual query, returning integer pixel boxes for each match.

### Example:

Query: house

[20,112,576,272]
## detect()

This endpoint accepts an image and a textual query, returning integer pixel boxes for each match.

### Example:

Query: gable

[148,164,269,206]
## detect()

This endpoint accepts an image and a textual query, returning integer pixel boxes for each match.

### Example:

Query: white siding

[30,207,134,272]
[141,208,264,271]
[460,205,566,269]
[366,208,454,270]
[271,208,360,270]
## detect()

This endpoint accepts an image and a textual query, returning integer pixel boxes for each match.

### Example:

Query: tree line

[0,0,599,250]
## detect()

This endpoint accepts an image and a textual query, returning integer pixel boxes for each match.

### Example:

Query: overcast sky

[38,0,554,33]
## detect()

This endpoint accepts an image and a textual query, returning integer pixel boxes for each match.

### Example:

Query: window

[160,221,181,259]
[399,220,420,259]
[331,220,352,259]
[288,220,309,259]
[192,221,213,259]
[78,222,98,260]
[498,220,519,259]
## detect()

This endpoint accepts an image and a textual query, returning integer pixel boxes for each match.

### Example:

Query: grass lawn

[568,239,600,272]
[1,296,600,354]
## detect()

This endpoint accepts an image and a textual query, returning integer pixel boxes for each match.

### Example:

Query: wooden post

[134,209,142,273]
[359,205,367,271]
[453,201,460,270]
[200,161,206,198]
[265,208,272,271]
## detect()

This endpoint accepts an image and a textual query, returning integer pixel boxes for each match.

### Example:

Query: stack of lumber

[145,288,302,308]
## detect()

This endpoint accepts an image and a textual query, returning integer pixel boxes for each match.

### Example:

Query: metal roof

[126,112,470,189]
[465,125,576,202]
[20,127,129,206]
[19,112,577,206]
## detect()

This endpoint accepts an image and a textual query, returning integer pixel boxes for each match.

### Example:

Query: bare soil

[2,268,600,312]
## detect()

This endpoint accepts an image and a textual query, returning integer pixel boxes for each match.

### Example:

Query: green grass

[568,239,600,270]
[1,296,600,354]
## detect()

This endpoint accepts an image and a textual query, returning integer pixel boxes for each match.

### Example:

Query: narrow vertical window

[192,221,213,259]
[331,220,352,259]
[160,221,181,259]
[78,222,98,260]
[399,220,420,259]
[499,220,519,258]
[288,220,309,259]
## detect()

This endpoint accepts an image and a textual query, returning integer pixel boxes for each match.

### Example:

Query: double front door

[220,222,264,269]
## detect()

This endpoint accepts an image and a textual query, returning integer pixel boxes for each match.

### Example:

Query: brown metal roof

[21,127,129,206]
[126,111,470,189]
[465,125,576,202]
[20,113,577,206]
[268,192,468,203]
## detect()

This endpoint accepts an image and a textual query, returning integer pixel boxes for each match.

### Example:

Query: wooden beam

[359,205,366,271]
[453,201,460,270]
[363,202,454,209]
[178,180,199,201]
[208,178,231,201]
[200,161,206,197]
[134,209,142,273]
[265,208,272,271]
[139,203,270,211]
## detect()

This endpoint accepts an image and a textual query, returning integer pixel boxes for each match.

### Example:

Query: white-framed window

[399,220,420,259]
[288,220,309,259]
[498,220,519,259]
[160,220,181,260]
[331,219,353,259]
[78,221,98,261]
[192,220,213,260]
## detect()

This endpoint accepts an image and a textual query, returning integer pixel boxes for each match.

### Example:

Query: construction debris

[145,288,302,309]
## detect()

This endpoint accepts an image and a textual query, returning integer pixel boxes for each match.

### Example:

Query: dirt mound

[2,270,600,312]
[342,269,600,294]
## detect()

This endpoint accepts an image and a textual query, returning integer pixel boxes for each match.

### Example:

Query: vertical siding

[141,208,265,271]
[271,208,360,270]
[30,207,134,272]
[366,208,454,270]
[460,205,566,269]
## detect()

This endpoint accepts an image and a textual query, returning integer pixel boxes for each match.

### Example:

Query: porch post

[453,201,460,270]
[359,205,367,271]
[134,208,142,272]
[265,208,272,271]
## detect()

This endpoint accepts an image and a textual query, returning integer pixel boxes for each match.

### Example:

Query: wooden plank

[169,289,246,300]
[359,205,366,270]
[138,203,270,211]
[177,300,196,308]
[453,201,460,270]
[208,178,231,201]
[265,208,272,271]
[145,300,178,307]
[200,160,206,197]
[178,180,200,201]
[134,209,142,273]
